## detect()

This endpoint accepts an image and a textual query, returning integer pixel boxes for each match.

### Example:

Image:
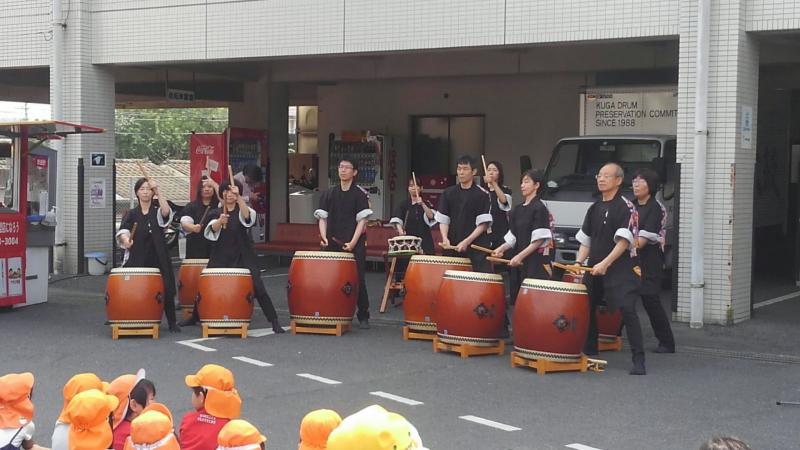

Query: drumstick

[554,262,593,273]
[481,155,489,175]
[439,242,457,251]
[135,161,151,181]
[412,172,419,202]
[470,244,494,255]
[487,256,510,265]
[228,164,235,184]
[129,222,138,245]
[198,205,210,228]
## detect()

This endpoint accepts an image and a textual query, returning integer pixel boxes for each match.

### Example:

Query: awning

[0,120,105,140]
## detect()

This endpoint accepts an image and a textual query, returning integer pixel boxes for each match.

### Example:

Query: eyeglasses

[338,164,354,170]
[595,173,619,180]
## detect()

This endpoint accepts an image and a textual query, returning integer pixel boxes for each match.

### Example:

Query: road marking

[369,391,424,406]
[458,415,520,432]
[176,338,219,352]
[232,356,273,367]
[753,290,800,309]
[296,373,342,385]
[248,326,291,337]
[261,272,289,278]
[566,444,604,450]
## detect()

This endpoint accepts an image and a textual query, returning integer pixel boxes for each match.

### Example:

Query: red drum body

[597,306,623,343]
[106,268,164,325]
[403,255,472,332]
[178,259,208,310]
[197,268,254,326]
[562,272,583,285]
[435,270,505,347]
[288,251,358,325]
[512,278,590,363]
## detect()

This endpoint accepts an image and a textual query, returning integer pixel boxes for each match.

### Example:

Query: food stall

[0,121,104,307]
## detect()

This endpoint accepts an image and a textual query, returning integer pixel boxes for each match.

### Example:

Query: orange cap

[298,409,342,450]
[185,365,241,419]
[142,402,173,425]
[124,409,179,450]
[58,373,106,423]
[216,419,266,450]
[108,369,146,429]
[0,372,35,429]
[326,405,412,450]
[64,389,119,450]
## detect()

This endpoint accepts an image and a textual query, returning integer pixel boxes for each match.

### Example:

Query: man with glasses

[575,162,647,375]
[315,157,373,329]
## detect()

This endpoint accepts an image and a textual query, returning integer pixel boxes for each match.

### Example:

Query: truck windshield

[545,139,661,191]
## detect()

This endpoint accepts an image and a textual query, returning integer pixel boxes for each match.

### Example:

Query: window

[0,141,18,212]
[411,115,485,175]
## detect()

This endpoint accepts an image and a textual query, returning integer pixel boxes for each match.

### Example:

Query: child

[326,405,412,450]
[63,389,119,450]
[216,420,267,450]
[0,373,36,450]
[109,370,153,450]
[180,364,241,450]
[123,405,179,450]
[51,373,106,450]
[298,409,341,450]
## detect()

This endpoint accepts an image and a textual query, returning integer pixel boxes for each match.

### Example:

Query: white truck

[541,87,678,269]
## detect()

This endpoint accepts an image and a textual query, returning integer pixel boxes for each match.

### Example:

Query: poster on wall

[0,258,7,298]
[0,215,25,306]
[90,178,106,208]
[189,133,228,201]
[7,256,22,296]
[227,128,269,242]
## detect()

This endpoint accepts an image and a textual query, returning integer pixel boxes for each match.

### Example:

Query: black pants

[584,275,644,360]
[641,293,675,349]
[327,243,369,321]
[250,270,278,322]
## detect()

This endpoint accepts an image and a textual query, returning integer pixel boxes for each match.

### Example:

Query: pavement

[2,258,800,450]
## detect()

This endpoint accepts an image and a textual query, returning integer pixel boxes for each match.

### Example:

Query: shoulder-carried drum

[387,235,422,257]
[403,255,471,332]
[106,268,164,326]
[512,278,590,363]
[196,268,254,327]
[288,251,358,326]
[435,270,505,347]
[178,259,208,312]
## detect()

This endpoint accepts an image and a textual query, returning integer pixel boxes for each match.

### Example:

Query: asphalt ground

[2,264,799,450]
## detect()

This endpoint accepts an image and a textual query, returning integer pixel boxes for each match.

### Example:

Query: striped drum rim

[442,270,503,284]
[292,251,356,261]
[409,255,471,266]
[405,320,437,332]
[108,320,160,327]
[291,314,353,325]
[520,278,588,294]
[513,346,583,363]
[436,332,500,347]
[110,267,161,276]
[200,268,251,276]
[181,259,209,265]
[200,319,251,327]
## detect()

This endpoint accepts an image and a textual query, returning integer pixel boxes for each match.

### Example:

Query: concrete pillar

[676,0,759,324]
[51,0,115,274]
[268,83,289,238]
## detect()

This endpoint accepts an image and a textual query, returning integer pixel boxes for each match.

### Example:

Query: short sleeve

[612,197,636,245]
[314,189,331,220]
[435,191,451,224]
[576,205,593,247]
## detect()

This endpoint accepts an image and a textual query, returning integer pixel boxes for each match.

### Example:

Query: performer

[116,178,180,332]
[233,163,263,210]
[180,177,219,259]
[491,169,553,299]
[575,163,646,375]
[483,160,512,250]
[435,155,493,272]
[182,179,284,333]
[315,157,373,329]
[632,168,676,353]
[390,178,436,255]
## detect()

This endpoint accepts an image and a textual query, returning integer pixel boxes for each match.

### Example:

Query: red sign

[189,133,227,201]
[33,156,48,169]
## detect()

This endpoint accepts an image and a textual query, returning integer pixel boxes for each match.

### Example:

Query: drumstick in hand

[470,244,494,254]
[487,256,510,265]
[439,242,457,251]
[553,262,593,273]
[128,223,138,247]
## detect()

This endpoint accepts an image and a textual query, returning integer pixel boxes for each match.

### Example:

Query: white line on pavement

[753,290,800,309]
[232,356,273,367]
[261,272,288,278]
[176,338,219,352]
[369,391,424,406]
[566,444,603,450]
[458,415,521,432]
[296,373,342,385]
[248,326,291,337]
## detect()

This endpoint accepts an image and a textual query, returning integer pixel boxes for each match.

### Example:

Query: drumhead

[201,268,251,276]
[521,278,588,293]
[181,259,209,265]
[388,235,422,243]
[110,267,161,275]
[292,251,356,261]
[442,270,503,284]
[409,255,472,266]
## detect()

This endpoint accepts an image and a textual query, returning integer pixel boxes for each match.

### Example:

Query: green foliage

[115,108,228,163]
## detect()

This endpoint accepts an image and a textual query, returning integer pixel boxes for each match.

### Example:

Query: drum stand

[201,323,249,339]
[180,305,194,321]
[110,324,160,340]
[433,336,505,358]
[599,335,623,352]
[290,320,351,336]
[402,325,437,341]
[380,254,407,313]
[510,352,607,375]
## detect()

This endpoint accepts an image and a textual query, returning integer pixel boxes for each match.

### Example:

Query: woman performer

[484,161,513,250]
[203,179,284,333]
[116,178,180,332]
[180,177,219,259]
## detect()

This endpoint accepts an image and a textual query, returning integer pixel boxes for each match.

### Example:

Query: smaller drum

[436,270,505,347]
[403,255,472,332]
[106,268,164,326]
[196,268,254,327]
[288,251,359,326]
[387,235,422,257]
[178,259,208,311]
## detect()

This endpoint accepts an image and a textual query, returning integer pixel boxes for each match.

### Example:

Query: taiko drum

[177,258,208,311]
[403,255,472,332]
[106,267,164,326]
[562,271,623,343]
[435,270,505,347]
[196,268,254,326]
[288,251,358,326]
[512,278,590,363]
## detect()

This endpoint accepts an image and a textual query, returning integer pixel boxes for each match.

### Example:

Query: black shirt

[205,205,256,269]
[507,197,552,255]
[577,193,638,281]
[181,199,217,259]
[119,203,172,269]
[316,184,372,245]
[390,200,435,255]
[435,183,492,247]
[635,196,666,293]
[488,186,512,245]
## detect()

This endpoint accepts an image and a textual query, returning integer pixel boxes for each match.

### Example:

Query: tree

[115,108,228,163]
